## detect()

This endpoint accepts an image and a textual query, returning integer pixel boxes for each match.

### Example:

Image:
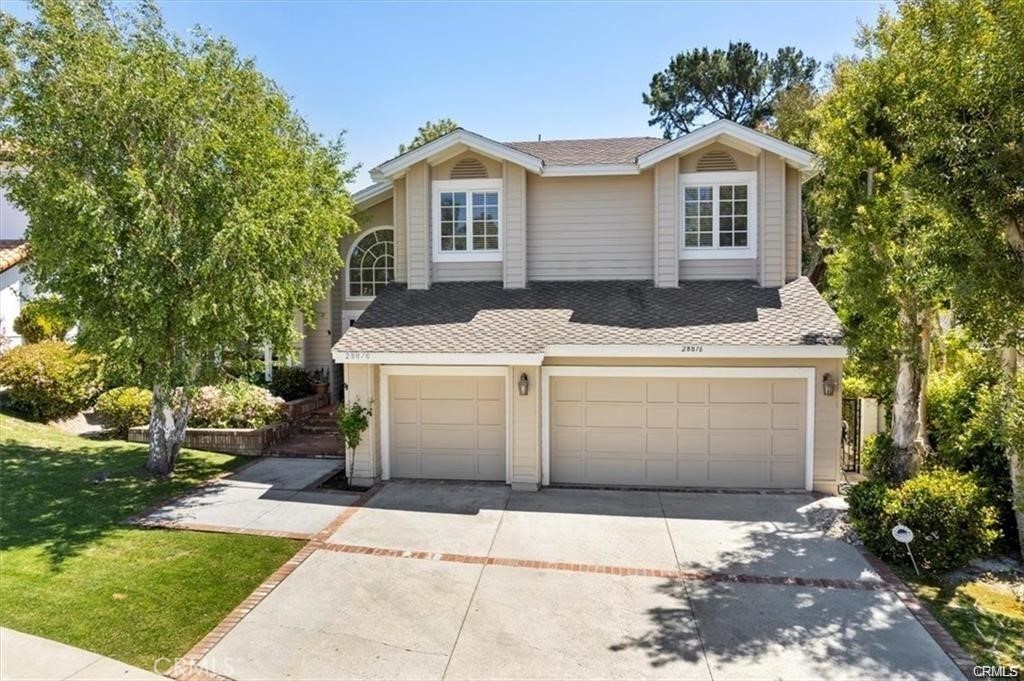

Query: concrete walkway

[136,458,359,539]
[1,627,163,680]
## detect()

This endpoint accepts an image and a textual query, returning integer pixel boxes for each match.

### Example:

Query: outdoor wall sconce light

[518,372,530,396]
[822,373,837,396]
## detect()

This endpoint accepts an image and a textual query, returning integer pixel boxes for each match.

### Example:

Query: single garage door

[550,376,806,488]
[390,374,505,480]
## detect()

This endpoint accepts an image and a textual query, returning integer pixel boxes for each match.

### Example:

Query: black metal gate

[841,397,861,473]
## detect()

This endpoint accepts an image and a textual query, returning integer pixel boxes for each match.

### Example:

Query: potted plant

[311,368,329,396]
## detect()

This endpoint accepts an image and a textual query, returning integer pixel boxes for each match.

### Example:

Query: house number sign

[680,345,704,354]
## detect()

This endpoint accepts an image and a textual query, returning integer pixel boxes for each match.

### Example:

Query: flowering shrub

[94,386,153,436]
[0,340,102,420]
[189,382,285,429]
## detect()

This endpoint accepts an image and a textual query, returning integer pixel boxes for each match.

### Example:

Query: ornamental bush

[847,468,999,571]
[0,340,102,420]
[12,298,72,344]
[94,386,152,436]
[189,382,285,429]
[267,366,314,401]
[861,433,903,486]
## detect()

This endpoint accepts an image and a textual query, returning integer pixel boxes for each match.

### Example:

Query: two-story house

[303,120,844,492]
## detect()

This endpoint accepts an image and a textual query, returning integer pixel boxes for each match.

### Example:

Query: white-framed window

[679,171,757,259]
[346,226,395,300]
[432,178,502,262]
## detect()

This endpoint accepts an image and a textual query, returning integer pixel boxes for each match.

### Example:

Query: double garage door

[387,372,807,489]
[549,376,807,489]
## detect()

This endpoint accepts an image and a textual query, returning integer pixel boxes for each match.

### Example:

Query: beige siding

[302,295,333,376]
[654,158,678,287]
[679,258,757,281]
[346,363,381,486]
[785,166,801,282]
[542,357,844,493]
[760,152,786,287]
[433,261,502,282]
[406,162,430,289]
[503,162,527,288]
[510,365,540,488]
[393,179,407,283]
[527,173,654,281]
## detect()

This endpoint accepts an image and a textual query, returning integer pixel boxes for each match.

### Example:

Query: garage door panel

[676,405,708,429]
[585,378,642,402]
[550,376,806,489]
[389,375,505,481]
[585,430,642,454]
[646,406,676,429]
[587,404,642,428]
[772,405,803,430]
[477,403,503,426]
[709,380,772,403]
[709,404,770,429]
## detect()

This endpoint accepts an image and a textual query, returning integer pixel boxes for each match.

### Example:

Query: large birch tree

[1,0,356,475]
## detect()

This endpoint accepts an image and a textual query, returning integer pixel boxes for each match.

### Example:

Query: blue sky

[7,1,890,187]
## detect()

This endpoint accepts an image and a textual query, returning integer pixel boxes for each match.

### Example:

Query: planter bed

[126,394,330,456]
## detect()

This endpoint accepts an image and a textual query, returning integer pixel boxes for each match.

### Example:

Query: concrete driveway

[198,481,964,681]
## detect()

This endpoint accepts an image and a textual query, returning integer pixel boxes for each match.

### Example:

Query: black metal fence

[841,397,861,473]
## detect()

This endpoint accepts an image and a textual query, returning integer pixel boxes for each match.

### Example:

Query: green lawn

[0,413,302,670]
[899,567,1024,668]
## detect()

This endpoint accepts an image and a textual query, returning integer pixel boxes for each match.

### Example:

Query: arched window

[347,227,394,299]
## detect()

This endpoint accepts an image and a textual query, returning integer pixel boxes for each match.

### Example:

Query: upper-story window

[432,179,502,262]
[679,171,757,260]
[347,226,395,300]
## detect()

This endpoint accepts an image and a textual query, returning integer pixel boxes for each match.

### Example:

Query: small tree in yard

[1,0,357,475]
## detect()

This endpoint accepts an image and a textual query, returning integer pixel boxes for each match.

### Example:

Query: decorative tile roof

[0,240,28,273]
[503,137,669,166]
[333,278,842,356]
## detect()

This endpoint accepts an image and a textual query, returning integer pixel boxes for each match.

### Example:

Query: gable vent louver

[450,157,489,180]
[696,150,739,172]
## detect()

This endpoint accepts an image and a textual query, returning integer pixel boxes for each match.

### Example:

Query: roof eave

[370,129,544,180]
[636,119,817,172]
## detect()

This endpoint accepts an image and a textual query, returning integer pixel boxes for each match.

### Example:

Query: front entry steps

[264,405,343,459]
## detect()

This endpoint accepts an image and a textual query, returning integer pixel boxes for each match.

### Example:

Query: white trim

[539,365,817,491]
[432,179,504,263]
[371,129,543,181]
[332,350,545,365]
[679,171,758,260]
[505,367,514,484]
[541,163,640,177]
[637,119,816,171]
[345,225,396,302]
[352,181,393,209]
[379,365,510,483]
[543,344,848,358]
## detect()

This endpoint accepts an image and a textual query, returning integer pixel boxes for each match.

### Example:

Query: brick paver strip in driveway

[186,482,969,681]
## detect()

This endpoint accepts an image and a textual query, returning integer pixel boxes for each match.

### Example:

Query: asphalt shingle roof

[0,240,28,274]
[503,137,669,166]
[333,278,842,356]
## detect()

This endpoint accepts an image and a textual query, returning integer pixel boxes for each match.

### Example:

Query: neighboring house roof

[0,240,28,274]
[503,137,668,166]
[367,120,818,183]
[333,278,843,360]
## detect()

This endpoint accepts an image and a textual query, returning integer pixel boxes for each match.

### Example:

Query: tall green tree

[859,0,1024,552]
[643,42,818,137]
[398,118,458,154]
[1,0,356,475]
[812,54,947,481]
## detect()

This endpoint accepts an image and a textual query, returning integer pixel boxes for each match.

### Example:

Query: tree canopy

[398,118,459,154]
[643,42,818,137]
[1,0,357,472]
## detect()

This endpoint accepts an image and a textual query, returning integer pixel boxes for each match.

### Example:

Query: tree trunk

[1001,346,1024,560]
[914,316,932,460]
[145,384,190,476]
[890,302,928,481]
